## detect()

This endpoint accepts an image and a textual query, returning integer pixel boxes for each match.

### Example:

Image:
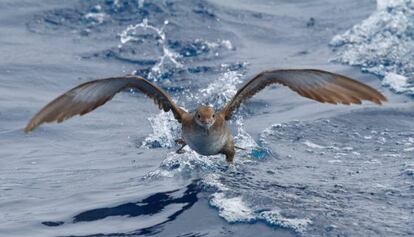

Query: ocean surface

[0,0,413,236]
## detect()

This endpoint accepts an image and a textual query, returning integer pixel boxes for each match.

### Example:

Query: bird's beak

[201,122,213,130]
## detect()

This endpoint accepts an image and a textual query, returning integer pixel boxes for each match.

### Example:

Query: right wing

[25,76,186,133]
[221,69,387,120]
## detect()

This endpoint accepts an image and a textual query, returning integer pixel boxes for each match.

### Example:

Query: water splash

[141,67,246,150]
[141,111,180,148]
[233,117,270,159]
[119,18,183,80]
[330,0,414,94]
[197,68,266,157]
[140,61,272,163]
[144,150,225,179]
[198,69,243,105]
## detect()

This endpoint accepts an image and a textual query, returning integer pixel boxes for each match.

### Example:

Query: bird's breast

[182,123,230,156]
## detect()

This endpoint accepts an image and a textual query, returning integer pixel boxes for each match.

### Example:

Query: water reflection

[42,180,201,237]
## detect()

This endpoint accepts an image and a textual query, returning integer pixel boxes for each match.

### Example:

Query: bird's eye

[212,114,215,118]
[197,114,201,119]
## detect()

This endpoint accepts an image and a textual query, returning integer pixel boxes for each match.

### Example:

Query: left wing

[25,76,186,132]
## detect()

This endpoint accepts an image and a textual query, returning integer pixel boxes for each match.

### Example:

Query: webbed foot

[175,138,187,154]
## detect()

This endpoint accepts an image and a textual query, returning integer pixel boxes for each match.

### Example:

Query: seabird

[25,69,387,163]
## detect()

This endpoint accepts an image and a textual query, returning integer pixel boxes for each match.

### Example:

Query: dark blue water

[1,0,413,236]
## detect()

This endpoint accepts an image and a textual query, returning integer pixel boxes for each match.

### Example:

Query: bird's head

[194,105,216,129]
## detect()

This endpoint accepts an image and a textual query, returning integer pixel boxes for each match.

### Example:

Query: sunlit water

[0,0,413,236]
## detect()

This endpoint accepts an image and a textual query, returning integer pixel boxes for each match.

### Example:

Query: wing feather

[221,69,386,120]
[25,76,185,133]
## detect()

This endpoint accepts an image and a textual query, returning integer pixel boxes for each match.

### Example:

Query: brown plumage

[221,69,386,120]
[24,76,185,133]
[25,69,387,163]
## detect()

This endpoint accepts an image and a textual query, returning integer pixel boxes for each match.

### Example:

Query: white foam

[330,0,414,95]
[382,72,412,93]
[403,168,414,176]
[402,163,414,177]
[303,140,325,149]
[220,40,234,50]
[259,124,282,141]
[141,111,180,148]
[203,173,230,191]
[234,118,259,150]
[145,150,222,178]
[209,193,256,223]
[258,210,312,234]
[138,0,145,8]
[403,147,414,152]
[377,0,405,10]
[209,193,312,233]
[201,39,234,50]
[84,12,106,24]
[199,69,243,105]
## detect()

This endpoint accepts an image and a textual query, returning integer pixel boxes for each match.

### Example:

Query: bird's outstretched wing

[25,76,186,133]
[221,69,387,120]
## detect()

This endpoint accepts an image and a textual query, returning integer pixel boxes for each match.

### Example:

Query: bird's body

[182,110,232,157]
[25,69,387,163]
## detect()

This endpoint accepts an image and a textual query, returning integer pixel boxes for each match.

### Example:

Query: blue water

[1,0,413,236]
